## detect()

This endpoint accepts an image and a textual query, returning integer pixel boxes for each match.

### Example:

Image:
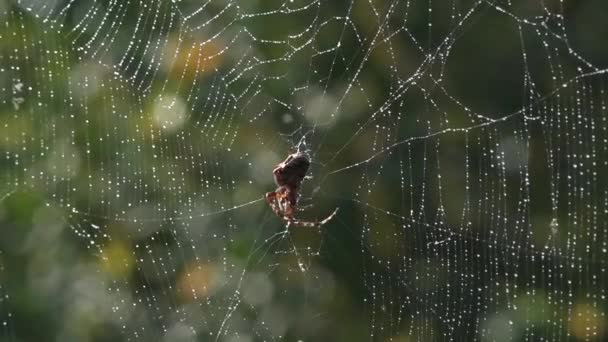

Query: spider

[265,151,338,227]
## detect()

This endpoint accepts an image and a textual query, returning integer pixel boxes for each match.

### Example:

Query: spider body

[266,152,338,227]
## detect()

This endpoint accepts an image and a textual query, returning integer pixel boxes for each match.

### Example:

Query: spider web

[0,0,607,340]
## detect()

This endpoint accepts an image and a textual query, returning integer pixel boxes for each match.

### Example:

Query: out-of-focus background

[0,0,607,341]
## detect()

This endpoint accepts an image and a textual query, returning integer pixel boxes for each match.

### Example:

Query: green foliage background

[0,0,607,341]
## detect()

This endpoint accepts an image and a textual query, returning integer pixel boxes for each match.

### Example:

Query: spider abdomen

[272,153,310,188]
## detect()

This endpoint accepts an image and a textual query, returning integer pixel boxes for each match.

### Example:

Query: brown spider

[265,151,338,227]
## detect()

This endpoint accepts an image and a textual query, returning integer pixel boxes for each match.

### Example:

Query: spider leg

[266,191,284,219]
[296,203,314,212]
[284,207,339,228]
[318,207,339,225]
[265,191,277,203]
[294,195,315,211]
[278,197,288,213]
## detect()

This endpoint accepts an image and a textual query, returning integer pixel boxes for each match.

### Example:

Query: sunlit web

[0,0,607,340]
